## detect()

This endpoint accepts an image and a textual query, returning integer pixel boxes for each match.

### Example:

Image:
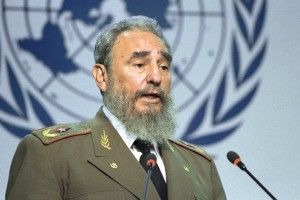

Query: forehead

[112,30,166,57]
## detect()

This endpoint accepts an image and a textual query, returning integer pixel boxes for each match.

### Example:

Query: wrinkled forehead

[112,30,170,61]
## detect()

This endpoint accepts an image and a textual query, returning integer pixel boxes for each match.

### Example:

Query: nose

[146,65,162,86]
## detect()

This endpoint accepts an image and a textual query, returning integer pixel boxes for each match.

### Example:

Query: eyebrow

[128,51,172,63]
[129,51,150,61]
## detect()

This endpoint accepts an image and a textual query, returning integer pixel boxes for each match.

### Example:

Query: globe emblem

[2,0,226,121]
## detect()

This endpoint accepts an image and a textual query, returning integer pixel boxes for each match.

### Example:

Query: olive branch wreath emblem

[181,0,268,145]
[0,0,267,143]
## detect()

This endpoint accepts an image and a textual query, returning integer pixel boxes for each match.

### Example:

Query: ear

[92,64,108,92]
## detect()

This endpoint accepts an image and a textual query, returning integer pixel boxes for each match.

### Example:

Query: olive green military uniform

[6,108,226,200]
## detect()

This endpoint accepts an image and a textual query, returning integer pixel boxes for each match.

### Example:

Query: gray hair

[94,16,172,71]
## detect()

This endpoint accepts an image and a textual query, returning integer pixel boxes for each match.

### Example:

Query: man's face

[109,30,171,114]
[93,30,176,142]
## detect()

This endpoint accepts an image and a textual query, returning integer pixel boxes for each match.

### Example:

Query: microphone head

[227,151,240,164]
[140,153,157,169]
[146,158,156,167]
[227,151,246,170]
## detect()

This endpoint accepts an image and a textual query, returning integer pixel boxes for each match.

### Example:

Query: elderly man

[6,16,226,200]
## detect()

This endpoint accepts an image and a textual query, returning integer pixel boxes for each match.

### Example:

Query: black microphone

[227,151,277,200]
[141,153,157,200]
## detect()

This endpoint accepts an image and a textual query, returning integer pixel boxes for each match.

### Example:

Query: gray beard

[103,78,176,144]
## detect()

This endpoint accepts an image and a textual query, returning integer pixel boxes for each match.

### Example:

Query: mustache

[134,86,166,102]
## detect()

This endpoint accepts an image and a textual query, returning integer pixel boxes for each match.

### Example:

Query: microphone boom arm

[243,167,277,200]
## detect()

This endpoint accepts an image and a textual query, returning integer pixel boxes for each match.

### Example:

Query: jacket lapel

[87,109,160,200]
[161,140,196,199]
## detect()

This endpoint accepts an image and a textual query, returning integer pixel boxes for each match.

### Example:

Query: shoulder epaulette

[169,139,212,162]
[32,122,91,145]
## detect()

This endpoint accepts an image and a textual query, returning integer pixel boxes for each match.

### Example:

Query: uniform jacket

[6,108,226,200]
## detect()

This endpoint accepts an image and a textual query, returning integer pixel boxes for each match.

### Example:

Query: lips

[135,88,165,103]
[142,93,161,99]
[138,91,164,104]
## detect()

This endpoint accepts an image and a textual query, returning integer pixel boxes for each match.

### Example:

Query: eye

[134,63,144,68]
[161,65,170,71]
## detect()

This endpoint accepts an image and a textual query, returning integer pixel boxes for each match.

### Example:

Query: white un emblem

[0,0,267,146]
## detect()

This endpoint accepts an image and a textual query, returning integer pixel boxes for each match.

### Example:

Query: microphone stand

[143,163,153,200]
[243,168,277,200]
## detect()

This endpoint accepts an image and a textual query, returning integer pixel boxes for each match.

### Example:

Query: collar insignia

[101,130,111,150]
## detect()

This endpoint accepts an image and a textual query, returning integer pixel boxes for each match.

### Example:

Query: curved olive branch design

[181,0,268,145]
[0,59,54,138]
